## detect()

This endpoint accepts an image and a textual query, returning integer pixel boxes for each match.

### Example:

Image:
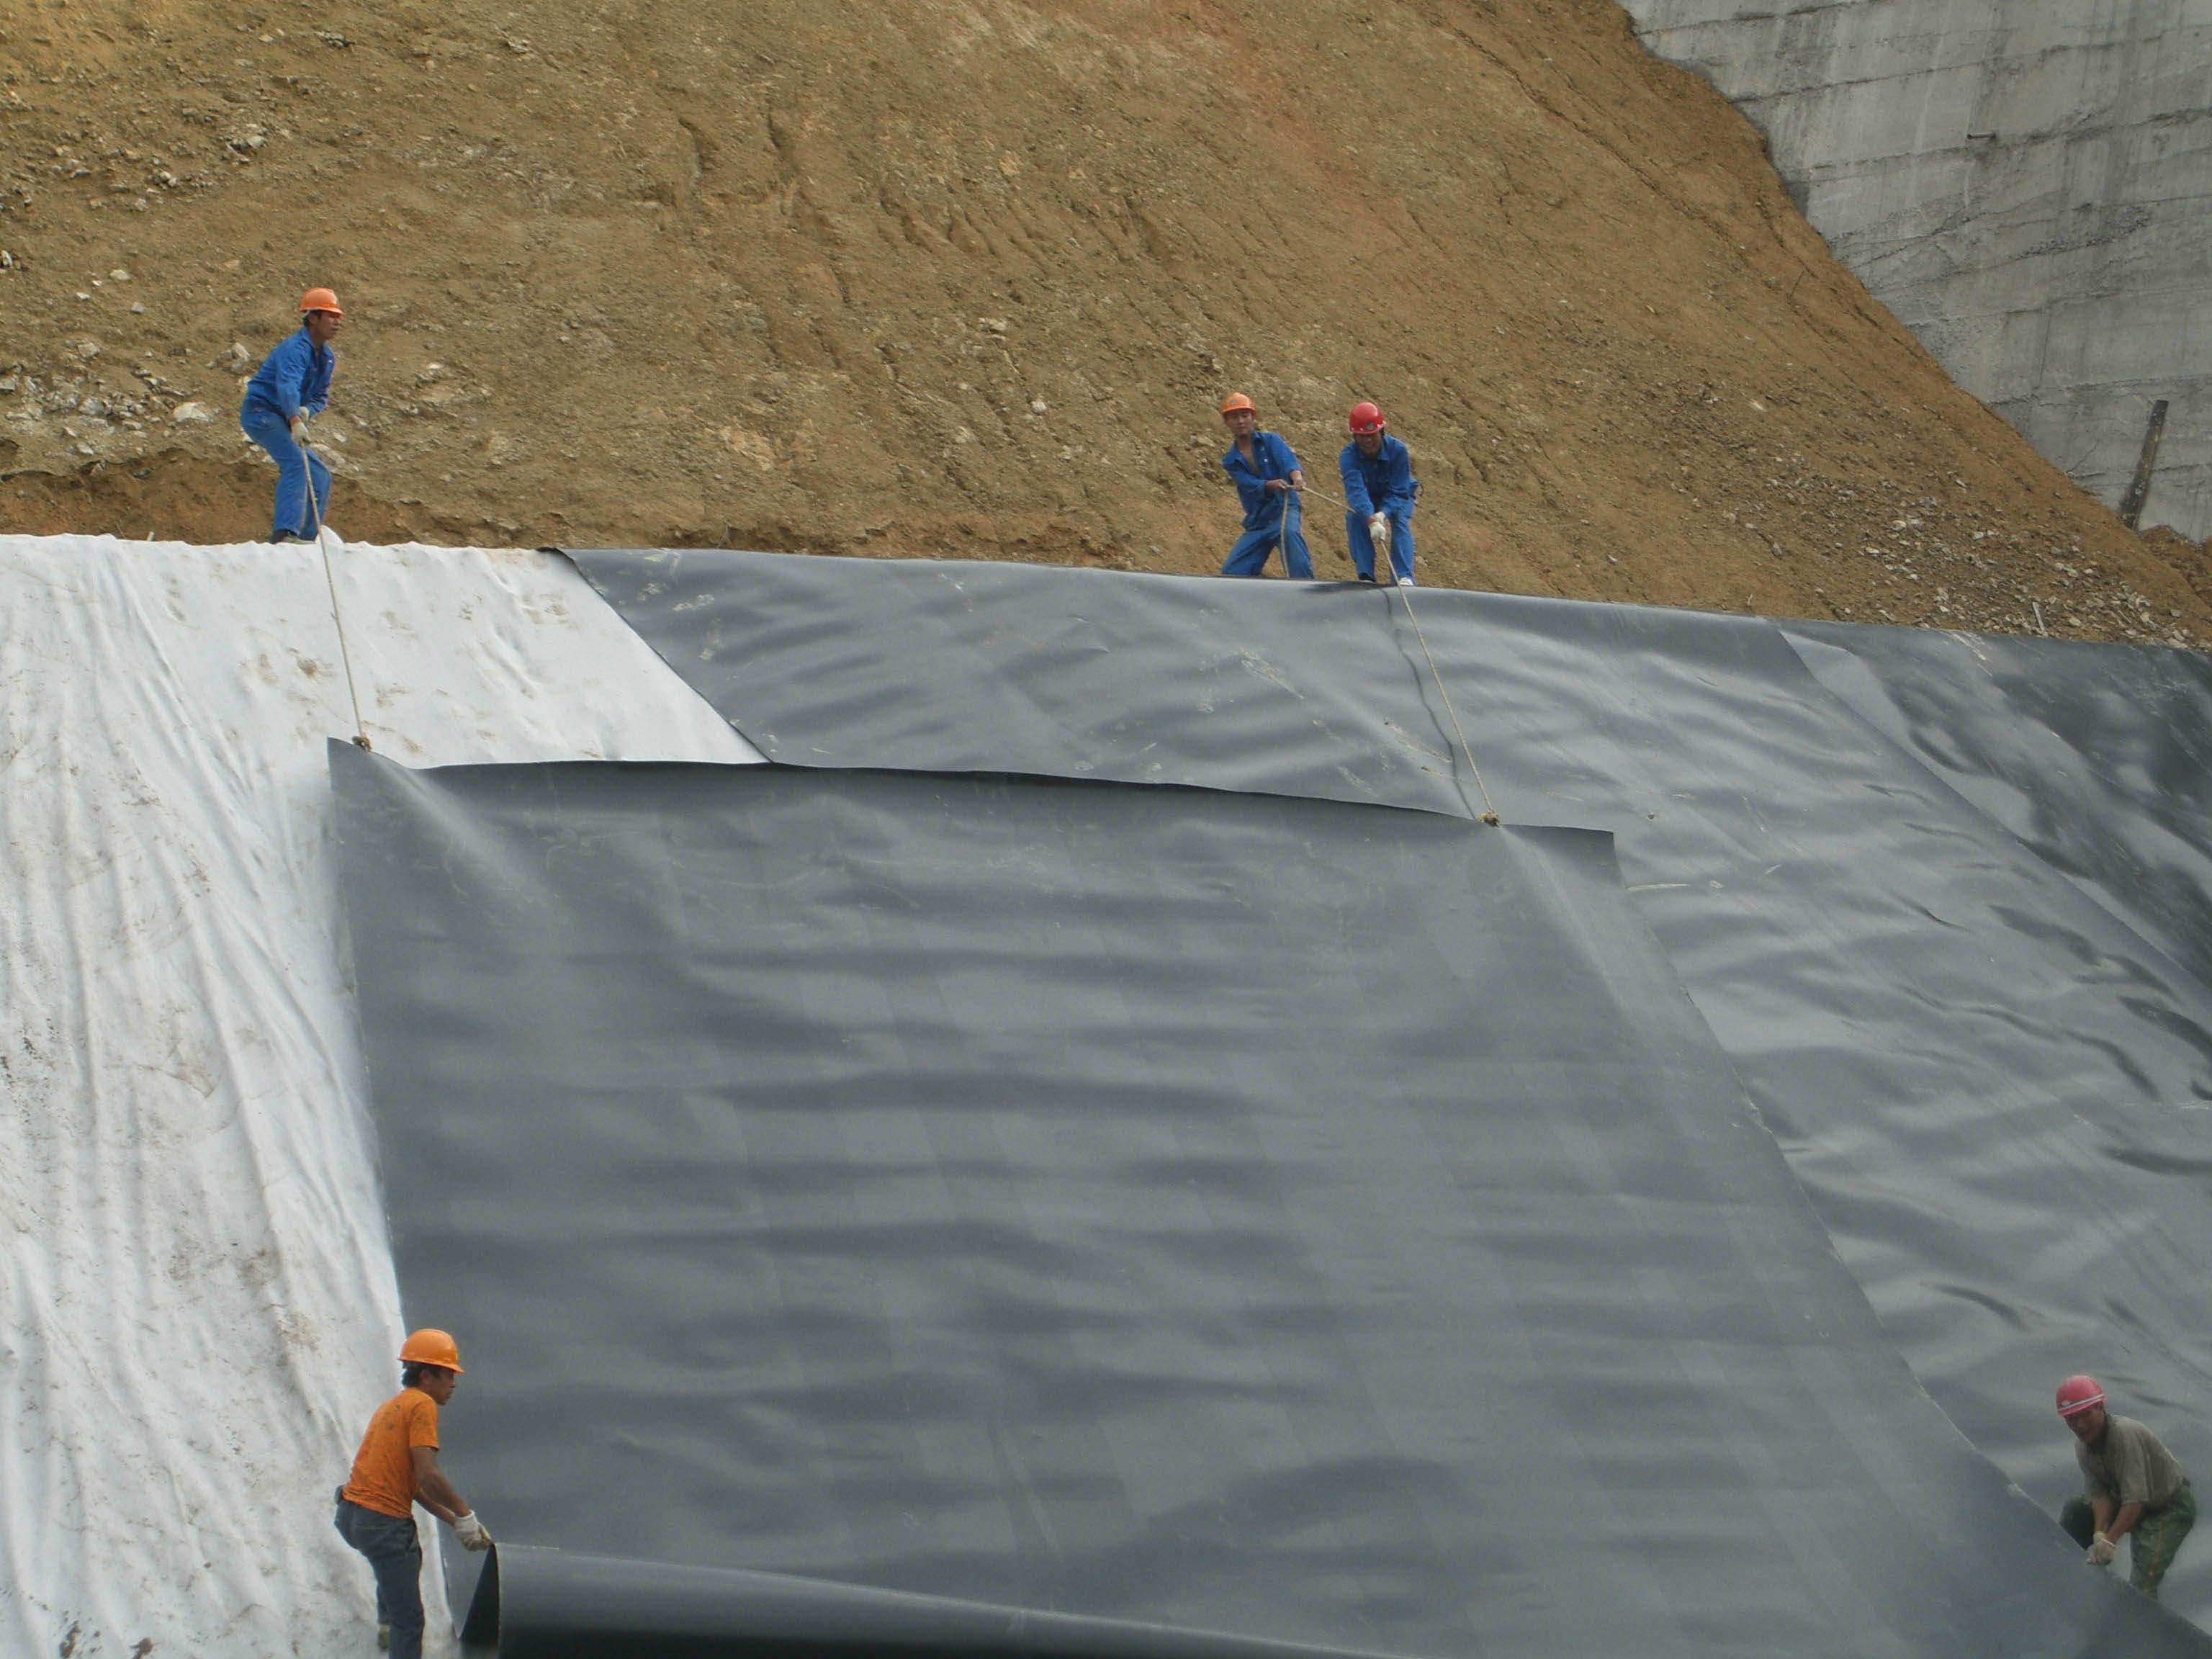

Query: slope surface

[576,547,2212,1624]
[1,0,2206,642]
[0,536,755,1659]
[332,746,2201,1656]
[1781,620,2212,995]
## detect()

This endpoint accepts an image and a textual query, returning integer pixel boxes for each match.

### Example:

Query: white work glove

[289,414,309,443]
[1368,513,1390,556]
[451,1511,493,1552]
[2088,1532,2118,1567]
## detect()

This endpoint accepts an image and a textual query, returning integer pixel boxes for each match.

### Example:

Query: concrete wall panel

[1622,0,2212,539]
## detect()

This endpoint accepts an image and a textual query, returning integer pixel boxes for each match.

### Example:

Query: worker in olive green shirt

[2055,1373,2195,1599]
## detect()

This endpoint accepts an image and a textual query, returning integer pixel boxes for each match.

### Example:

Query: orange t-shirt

[341,1388,440,1519]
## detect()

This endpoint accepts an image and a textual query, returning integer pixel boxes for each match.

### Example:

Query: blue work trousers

[334,1497,426,1659]
[1346,505,1416,584]
[241,405,331,540]
[1223,490,1314,579]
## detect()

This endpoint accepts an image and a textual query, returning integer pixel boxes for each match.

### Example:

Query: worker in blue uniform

[1217,392,1313,579]
[240,287,344,543]
[1340,401,1419,585]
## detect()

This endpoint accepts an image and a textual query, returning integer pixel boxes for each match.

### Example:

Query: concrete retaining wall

[1619,0,2212,541]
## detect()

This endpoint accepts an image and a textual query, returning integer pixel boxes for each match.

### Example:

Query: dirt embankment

[3,0,2206,644]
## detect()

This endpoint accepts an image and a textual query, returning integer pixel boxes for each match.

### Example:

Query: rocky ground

[2,0,2206,646]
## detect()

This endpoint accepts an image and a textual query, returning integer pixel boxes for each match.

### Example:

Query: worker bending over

[1340,401,1419,585]
[1218,393,1314,579]
[336,1329,493,1657]
[2056,1374,2194,1599]
[240,287,343,543]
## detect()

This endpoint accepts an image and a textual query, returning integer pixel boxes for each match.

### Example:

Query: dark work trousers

[335,1493,426,1658]
[2061,1484,2197,1599]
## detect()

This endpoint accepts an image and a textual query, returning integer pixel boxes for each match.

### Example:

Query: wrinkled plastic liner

[1780,621,2212,992]
[568,549,2212,1627]
[459,1547,1413,1659]
[331,744,2193,1656]
[567,549,1478,817]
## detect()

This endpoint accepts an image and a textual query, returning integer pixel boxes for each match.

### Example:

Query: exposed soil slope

[4,0,2207,644]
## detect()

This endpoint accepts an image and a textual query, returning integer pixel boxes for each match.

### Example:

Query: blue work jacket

[1339,434,1417,517]
[1222,431,1303,530]
[243,328,336,421]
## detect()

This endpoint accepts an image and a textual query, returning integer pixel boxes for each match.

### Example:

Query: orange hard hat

[399,1328,464,1373]
[1348,401,1386,435]
[300,287,345,317]
[1219,392,1256,417]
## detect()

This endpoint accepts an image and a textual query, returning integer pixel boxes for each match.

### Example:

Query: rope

[1390,581,1501,827]
[317,537,371,750]
[1282,482,1502,825]
[301,435,372,750]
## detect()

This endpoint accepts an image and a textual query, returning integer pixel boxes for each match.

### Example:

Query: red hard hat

[400,1328,464,1374]
[2056,1375,2104,1418]
[1219,392,1256,417]
[1348,401,1386,435]
[300,286,345,317]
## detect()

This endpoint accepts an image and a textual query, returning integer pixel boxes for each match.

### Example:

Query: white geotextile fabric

[0,534,760,1658]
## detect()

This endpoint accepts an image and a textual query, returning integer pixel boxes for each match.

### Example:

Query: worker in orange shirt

[333,1329,493,1657]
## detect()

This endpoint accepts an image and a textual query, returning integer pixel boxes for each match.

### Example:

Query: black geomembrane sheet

[331,744,2202,1657]
[572,549,2212,1625]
